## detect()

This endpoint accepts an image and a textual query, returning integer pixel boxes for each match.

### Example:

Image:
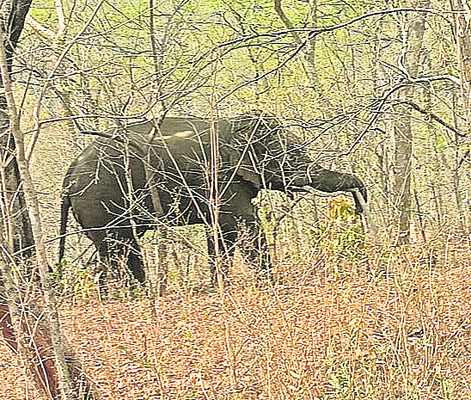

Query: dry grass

[1,241,471,399]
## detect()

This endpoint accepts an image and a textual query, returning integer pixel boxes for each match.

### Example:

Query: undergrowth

[2,236,471,399]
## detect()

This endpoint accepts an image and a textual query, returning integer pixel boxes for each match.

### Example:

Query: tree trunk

[0,291,101,399]
[305,0,318,85]
[0,1,101,398]
[450,0,471,123]
[0,0,34,259]
[450,0,471,233]
[393,1,429,244]
[273,0,318,86]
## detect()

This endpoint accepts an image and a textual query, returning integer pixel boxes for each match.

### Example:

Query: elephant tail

[58,192,70,263]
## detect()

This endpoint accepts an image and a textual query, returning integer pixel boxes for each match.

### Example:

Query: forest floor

[1,240,471,399]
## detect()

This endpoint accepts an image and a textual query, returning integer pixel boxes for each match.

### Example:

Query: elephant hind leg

[207,228,237,287]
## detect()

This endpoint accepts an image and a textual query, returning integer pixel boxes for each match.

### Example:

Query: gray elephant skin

[58,114,367,284]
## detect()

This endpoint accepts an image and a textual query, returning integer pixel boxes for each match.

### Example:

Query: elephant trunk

[305,164,367,214]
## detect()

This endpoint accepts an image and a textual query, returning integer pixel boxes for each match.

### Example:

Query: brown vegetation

[2,240,471,399]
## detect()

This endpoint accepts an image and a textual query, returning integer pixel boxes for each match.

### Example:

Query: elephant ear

[227,146,262,188]
[224,112,282,189]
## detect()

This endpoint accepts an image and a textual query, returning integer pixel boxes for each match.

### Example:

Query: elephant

[58,113,367,285]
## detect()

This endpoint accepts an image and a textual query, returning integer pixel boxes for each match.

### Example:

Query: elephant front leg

[208,220,272,287]
[207,227,237,288]
[237,221,272,281]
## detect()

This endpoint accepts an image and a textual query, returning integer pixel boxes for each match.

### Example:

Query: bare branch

[402,99,464,137]
[218,8,451,50]
[273,0,303,45]
[55,0,66,37]
[25,15,55,41]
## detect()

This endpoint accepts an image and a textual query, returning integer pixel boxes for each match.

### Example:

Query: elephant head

[224,113,367,212]
[58,113,367,285]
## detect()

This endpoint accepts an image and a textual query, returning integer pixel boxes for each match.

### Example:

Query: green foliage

[69,264,101,300]
[309,197,365,270]
[332,223,364,261]
[324,335,455,399]
[26,0,390,119]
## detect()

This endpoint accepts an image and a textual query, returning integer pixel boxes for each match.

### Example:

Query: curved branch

[307,8,451,38]
[339,82,411,157]
[218,8,451,50]
[273,0,303,45]
[341,73,465,156]
[402,100,464,137]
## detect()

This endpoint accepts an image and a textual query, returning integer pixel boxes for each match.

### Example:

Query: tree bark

[450,0,471,123]
[393,1,429,244]
[0,0,34,260]
[305,0,318,85]
[450,0,471,233]
[273,0,318,86]
[0,287,101,399]
[0,1,101,398]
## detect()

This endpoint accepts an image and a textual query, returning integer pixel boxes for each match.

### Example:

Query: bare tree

[0,0,34,260]
[273,0,318,85]
[450,0,471,124]
[393,0,430,244]
[0,1,102,398]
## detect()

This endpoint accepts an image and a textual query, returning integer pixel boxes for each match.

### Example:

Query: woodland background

[2,0,471,399]
[22,0,471,245]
